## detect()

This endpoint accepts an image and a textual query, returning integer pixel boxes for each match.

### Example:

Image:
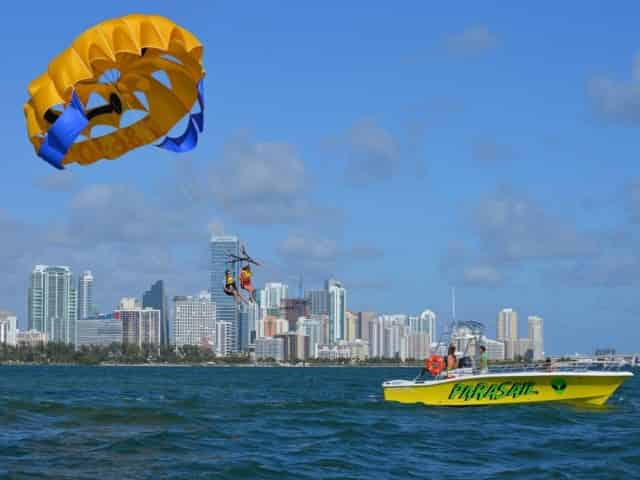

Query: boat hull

[382,371,633,407]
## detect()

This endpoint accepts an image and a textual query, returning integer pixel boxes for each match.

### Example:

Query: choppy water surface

[0,366,638,479]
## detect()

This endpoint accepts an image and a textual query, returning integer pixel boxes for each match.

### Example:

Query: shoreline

[0,362,423,368]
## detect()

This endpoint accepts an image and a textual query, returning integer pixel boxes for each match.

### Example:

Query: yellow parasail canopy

[24,14,205,169]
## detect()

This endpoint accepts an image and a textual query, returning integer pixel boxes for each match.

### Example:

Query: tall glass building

[77,270,94,321]
[143,280,169,346]
[326,278,346,343]
[263,282,289,310]
[28,265,77,344]
[305,289,329,315]
[210,236,240,353]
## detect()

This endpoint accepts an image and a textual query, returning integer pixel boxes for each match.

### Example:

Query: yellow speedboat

[383,369,633,407]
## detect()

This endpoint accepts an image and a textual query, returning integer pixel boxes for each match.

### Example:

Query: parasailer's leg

[224,285,248,305]
[245,285,256,303]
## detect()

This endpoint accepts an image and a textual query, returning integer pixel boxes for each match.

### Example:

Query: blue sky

[1,1,639,353]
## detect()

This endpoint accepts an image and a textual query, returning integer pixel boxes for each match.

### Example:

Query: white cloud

[588,54,640,124]
[207,134,316,224]
[34,171,76,192]
[472,188,598,261]
[445,25,498,57]
[326,119,402,186]
[275,233,384,283]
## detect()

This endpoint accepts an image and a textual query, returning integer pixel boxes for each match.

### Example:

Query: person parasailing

[228,245,261,304]
[239,264,256,303]
[224,269,248,305]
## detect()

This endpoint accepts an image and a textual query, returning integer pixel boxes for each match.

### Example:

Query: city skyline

[0,2,638,354]
[2,250,555,363]
[0,253,619,356]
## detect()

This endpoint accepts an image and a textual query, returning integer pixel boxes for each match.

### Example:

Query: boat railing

[415,359,629,381]
[482,359,630,374]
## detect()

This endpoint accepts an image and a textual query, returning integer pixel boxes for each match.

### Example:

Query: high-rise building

[405,332,430,360]
[0,310,17,346]
[115,299,161,347]
[210,236,240,352]
[28,265,77,344]
[215,321,233,356]
[76,313,123,347]
[263,283,289,311]
[497,308,518,360]
[326,279,346,342]
[255,337,284,361]
[305,289,329,315]
[173,293,216,348]
[357,312,376,342]
[282,298,308,332]
[419,309,437,344]
[345,311,358,341]
[297,316,323,358]
[275,332,310,362]
[368,317,384,358]
[77,271,94,321]
[382,323,406,359]
[527,315,544,360]
[143,280,169,346]
[258,315,289,338]
[238,303,259,351]
[497,308,518,340]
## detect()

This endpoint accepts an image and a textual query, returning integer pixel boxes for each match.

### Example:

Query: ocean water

[0,366,638,480]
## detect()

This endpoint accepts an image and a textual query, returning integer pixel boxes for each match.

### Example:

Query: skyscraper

[143,280,169,346]
[0,310,17,346]
[345,311,358,341]
[527,315,544,360]
[77,271,94,321]
[216,321,233,356]
[174,292,216,348]
[305,289,329,315]
[238,302,259,351]
[297,316,322,358]
[357,312,377,342]
[28,265,77,344]
[326,279,346,342]
[420,309,437,344]
[115,299,161,347]
[210,236,240,352]
[263,282,289,311]
[368,317,384,358]
[497,308,518,360]
[282,298,307,332]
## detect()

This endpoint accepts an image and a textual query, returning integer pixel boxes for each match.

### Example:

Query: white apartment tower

[77,270,94,321]
[527,315,544,360]
[174,292,216,348]
[497,308,519,360]
[263,282,289,310]
[28,265,77,344]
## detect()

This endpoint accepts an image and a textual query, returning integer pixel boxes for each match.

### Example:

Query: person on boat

[479,345,489,374]
[544,357,554,372]
[446,345,457,377]
[239,264,255,303]
[224,270,248,304]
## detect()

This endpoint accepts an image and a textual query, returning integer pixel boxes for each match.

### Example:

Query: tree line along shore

[0,342,571,367]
